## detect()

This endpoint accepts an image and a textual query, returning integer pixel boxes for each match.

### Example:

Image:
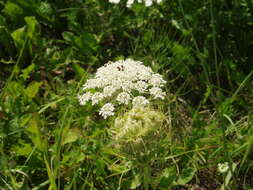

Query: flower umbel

[108,0,164,7]
[111,107,165,157]
[99,103,115,119]
[78,59,166,119]
[109,0,120,4]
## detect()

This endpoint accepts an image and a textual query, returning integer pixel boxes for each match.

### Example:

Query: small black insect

[117,65,125,71]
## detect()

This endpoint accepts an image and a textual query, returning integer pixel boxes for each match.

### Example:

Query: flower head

[218,162,229,173]
[99,103,115,119]
[117,92,131,105]
[109,0,120,4]
[132,96,149,107]
[111,107,165,157]
[109,0,164,7]
[78,59,166,119]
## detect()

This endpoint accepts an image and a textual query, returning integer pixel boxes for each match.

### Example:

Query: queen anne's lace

[99,103,115,119]
[109,0,163,7]
[109,0,120,4]
[78,59,166,119]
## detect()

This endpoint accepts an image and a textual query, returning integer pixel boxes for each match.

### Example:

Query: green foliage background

[0,0,252,189]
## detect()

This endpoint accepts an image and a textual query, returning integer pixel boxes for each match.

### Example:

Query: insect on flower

[117,65,125,71]
[78,59,167,119]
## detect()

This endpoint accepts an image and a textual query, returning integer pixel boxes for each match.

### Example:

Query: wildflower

[135,81,148,93]
[149,73,166,87]
[117,92,131,105]
[144,0,153,6]
[111,107,165,154]
[91,92,104,105]
[103,85,116,97]
[218,162,229,173]
[78,92,92,105]
[126,0,134,7]
[132,96,149,107]
[111,0,164,8]
[99,103,115,119]
[149,87,166,99]
[109,0,120,4]
[78,59,166,119]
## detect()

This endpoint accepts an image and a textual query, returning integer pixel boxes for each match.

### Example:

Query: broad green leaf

[24,16,40,41]
[159,166,177,188]
[24,81,42,98]
[62,31,75,44]
[12,141,32,156]
[62,150,85,165]
[175,167,196,185]
[11,26,26,53]
[26,113,46,151]
[62,128,81,145]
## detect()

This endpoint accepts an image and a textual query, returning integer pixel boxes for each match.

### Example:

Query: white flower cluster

[109,0,163,7]
[218,162,229,173]
[78,58,166,119]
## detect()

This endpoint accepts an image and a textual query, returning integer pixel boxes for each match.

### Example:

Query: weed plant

[0,0,252,189]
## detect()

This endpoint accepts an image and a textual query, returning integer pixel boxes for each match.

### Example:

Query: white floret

[126,0,134,8]
[99,103,115,119]
[149,87,166,99]
[144,0,153,6]
[78,92,92,105]
[103,85,116,97]
[135,81,148,93]
[132,96,149,107]
[109,0,120,4]
[117,92,131,105]
[149,73,166,87]
[91,92,104,105]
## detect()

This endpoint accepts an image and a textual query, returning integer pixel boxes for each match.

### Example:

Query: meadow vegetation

[0,0,252,189]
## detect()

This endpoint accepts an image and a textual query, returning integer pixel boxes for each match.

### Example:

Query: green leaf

[62,31,75,44]
[159,166,177,188]
[72,63,86,80]
[62,128,81,145]
[175,167,196,185]
[21,64,35,80]
[26,113,46,152]
[130,174,141,189]
[62,31,97,54]
[3,1,24,19]
[12,141,33,156]
[24,81,42,98]
[11,26,26,53]
[24,16,40,41]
